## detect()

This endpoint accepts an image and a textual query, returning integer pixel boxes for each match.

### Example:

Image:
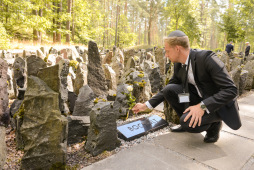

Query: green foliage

[13,103,24,119]
[125,92,136,110]
[220,8,245,42]
[0,22,10,49]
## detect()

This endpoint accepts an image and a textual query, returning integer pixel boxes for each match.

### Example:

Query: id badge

[178,93,190,103]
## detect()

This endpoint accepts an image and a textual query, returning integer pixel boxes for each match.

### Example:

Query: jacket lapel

[190,49,204,98]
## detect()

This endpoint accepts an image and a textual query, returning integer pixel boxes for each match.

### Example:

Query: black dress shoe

[204,121,222,143]
[170,125,186,132]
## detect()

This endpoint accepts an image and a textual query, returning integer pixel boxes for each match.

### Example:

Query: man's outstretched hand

[183,103,205,128]
[132,103,148,114]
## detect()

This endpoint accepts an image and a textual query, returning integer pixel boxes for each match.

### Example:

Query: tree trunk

[115,1,120,47]
[38,8,43,44]
[144,18,147,44]
[66,0,72,44]
[124,0,127,16]
[103,0,106,47]
[53,1,57,43]
[56,0,62,43]
[72,0,75,41]
[32,8,39,44]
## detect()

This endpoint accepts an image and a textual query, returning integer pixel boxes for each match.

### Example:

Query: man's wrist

[145,101,153,109]
[200,102,206,111]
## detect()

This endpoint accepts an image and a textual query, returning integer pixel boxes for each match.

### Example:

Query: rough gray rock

[74,62,88,95]
[20,76,67,170]
[85,102,119,156]
[230,57,242,72]
[113,84,134,118]
[230,66,242,95]
[239,70,248,95]
[144,60,162,93]
[123,49,136,67]
[0,58,9,127]
[73,85,95,116]
[13,57,25,88]
[243,60,254,90]
[27,55,47,76]
[67,116,90,145]
[154,48,166,75]
[87,41,108,97]
[37,63,70,114]
[125,57,136,71]
[0,126,6,168]
[217,51,230,71]
[126,70,152,103]
[103,51,113,65]
[103,64,117,91]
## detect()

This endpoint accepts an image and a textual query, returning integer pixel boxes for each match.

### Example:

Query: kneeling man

[132,30,241,143]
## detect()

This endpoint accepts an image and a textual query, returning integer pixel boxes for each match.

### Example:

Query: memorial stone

[67,116,90,145]
[20,76,67,169]
[117,115,168,141]
[0,126,6,168]
[85,102,119,156]
[0,58,9,127]
[27,55,47,76]
[74,62,88,95]
[73,85,95,116]
[87,41,108,97]
[144,60,162,93]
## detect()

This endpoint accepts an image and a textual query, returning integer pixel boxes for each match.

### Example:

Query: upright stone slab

[85,102,119,156]
[37,63,69,114]
[113,84,134,118]
[239,70,248,95]
[0,58,9,127]
[73,85,95,116]
[58,59,70,114]
[154,48,166,75]
[87,41,108,97]
[0,126,6,168]
[231,57,242,71]
[103,64,117,91]
[13,57,25,90]
[144,60,162,93]
[129,71,152,103]
[74,62,88,95]
[67,116,90,145]
[103,51,113,64]
[20,76,67,169]
[230,66,242,95]
[0,59,8,168]
[243,60,254,90]
[110,58,124,85]
[27,55,47,76]
[125,57,136,71]
[217,51,230,72]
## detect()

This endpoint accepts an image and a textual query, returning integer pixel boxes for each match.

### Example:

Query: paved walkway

[85,92,254,170]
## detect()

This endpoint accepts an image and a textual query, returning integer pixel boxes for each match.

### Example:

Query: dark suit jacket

[149,49,241,130]
[245,45,250,56]
[225,44,234,54]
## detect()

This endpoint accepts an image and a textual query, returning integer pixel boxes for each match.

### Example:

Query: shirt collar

[185,55,190,65]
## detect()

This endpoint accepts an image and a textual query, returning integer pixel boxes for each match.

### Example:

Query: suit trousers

[163,83,222,133]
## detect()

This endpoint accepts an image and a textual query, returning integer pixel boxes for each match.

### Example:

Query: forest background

[0,0,253,53]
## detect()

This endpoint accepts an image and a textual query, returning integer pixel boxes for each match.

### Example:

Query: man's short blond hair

[164,36,190,49]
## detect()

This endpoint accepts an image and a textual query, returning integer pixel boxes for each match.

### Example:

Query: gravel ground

[3,109,171,170]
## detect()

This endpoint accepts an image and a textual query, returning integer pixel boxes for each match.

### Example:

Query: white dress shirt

[145,55,210,113]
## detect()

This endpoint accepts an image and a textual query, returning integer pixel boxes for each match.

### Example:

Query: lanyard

[183,56,191,93]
